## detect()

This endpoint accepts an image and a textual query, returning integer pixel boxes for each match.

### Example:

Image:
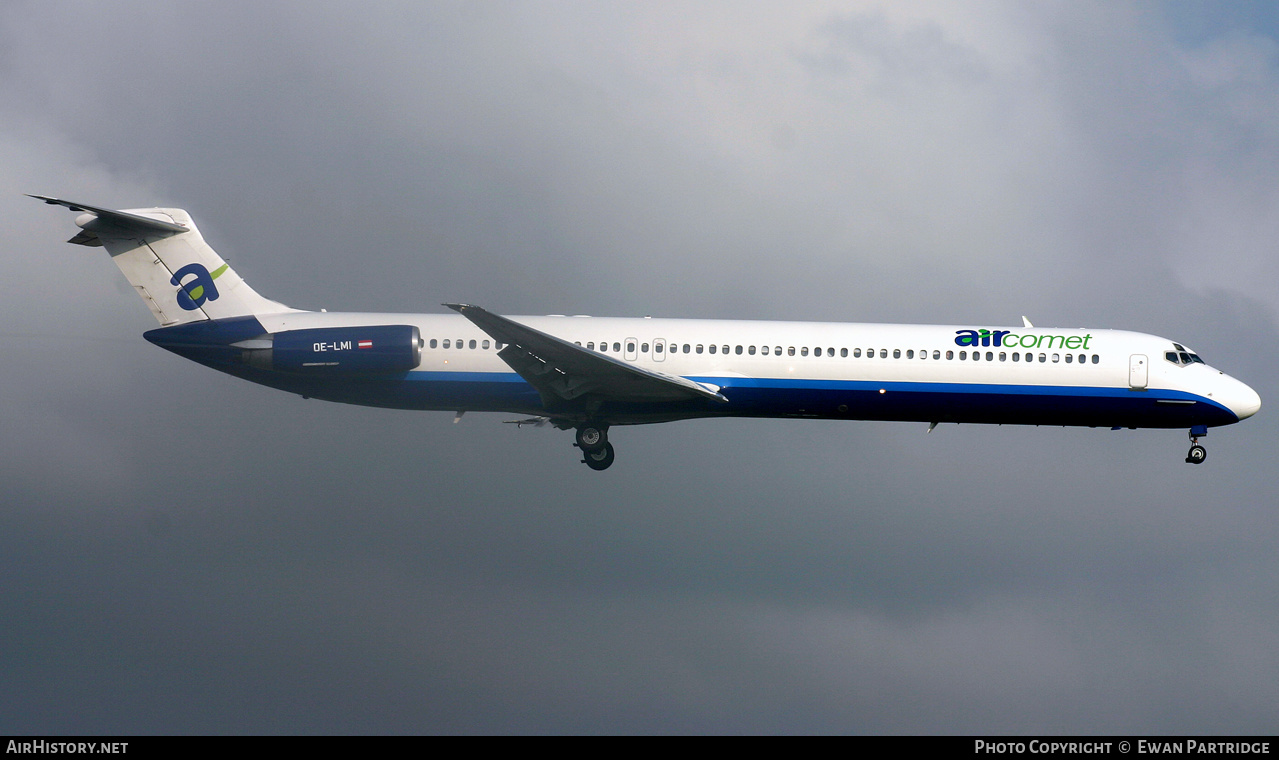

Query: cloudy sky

[2,1,1278,734]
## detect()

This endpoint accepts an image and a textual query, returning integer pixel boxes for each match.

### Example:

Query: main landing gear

[575,423,615,471]
[1185,426,1207,465]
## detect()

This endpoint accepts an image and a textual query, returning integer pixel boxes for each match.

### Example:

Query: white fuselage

[231,310,1260,429]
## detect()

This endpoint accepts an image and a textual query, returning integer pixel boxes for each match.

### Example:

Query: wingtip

[28,195,91,213]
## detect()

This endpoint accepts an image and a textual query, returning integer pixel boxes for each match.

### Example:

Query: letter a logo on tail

[171,263,228,310]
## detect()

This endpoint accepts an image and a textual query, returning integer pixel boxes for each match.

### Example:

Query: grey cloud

[1,1,1277,734]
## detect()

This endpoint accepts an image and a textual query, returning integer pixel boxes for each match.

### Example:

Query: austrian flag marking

[358,339,373,349]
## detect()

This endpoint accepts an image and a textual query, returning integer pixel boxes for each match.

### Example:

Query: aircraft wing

[445,303,729,407]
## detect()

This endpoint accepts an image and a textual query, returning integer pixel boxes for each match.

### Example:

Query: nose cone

[1223,376,1262,421]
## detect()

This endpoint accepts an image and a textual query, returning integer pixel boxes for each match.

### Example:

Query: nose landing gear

[575,423,615,471]
[1185,426,1207,465]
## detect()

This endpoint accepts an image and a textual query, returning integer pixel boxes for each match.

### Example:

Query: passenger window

[587,342,594,350]
[627,342,636,353]
[866,348,873,358]
[696,344,703,354]
[893,349,901,359]
[788,347,796,356]
[801,347,809,356]
[442,339,450,349]
[1065,354,1073,363]
[814,347,821,356]
[999,352,1006,362]
[1052,353,1060,363]
[722,345,729,354]
[974,352,981,362]
[1092,355,1099,364]
[1078,354,1085,364]
[642,343,649,352]
[841,348,848,357]
[655,343,663,353]
[684,344,691,353]
[880,349,887,358]
[749,346,756,355]
[946,350,954,360]
[430,339,438,349]
[960,351,967,360]
[735,345,743,355]
[709,344,717,354]
[761,346,769,356]
[613,342,621,352]
[853,348,861,358]
[932,350,940,360]
[1012,352,1019,362]
[775,346,782,356]
[906,350,914,359]
[483,340,490,349]
[1039,353,1047,363]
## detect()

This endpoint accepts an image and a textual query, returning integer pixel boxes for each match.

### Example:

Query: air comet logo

[955,329,1093,350]
[171,262,229,310]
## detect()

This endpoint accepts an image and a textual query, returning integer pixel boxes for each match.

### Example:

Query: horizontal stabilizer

[28,195,189,243]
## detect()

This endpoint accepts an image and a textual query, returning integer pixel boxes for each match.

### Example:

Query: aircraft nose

[1225,377,1261,421]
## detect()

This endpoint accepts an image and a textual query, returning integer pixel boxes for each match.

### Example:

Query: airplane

[32,195,1261,471]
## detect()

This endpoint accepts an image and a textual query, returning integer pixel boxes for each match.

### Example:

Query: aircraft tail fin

[31,195,295,326]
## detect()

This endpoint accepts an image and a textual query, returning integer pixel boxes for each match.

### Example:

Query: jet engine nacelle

[270,325,422,375]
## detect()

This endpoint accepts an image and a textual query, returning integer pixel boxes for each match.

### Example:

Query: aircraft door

[1129,354,1148,390]
[653,338,666,362]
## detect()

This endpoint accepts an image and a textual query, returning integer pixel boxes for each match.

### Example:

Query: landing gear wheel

[582,442,615,471]
[1185,444,1207,465]
[575,424,608,452]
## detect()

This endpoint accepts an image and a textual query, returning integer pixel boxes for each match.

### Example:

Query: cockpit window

[1166,347,1207,366]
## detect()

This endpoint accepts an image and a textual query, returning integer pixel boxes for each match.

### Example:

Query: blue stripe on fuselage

[181,359,1239,428]
[393,370,1237,428]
